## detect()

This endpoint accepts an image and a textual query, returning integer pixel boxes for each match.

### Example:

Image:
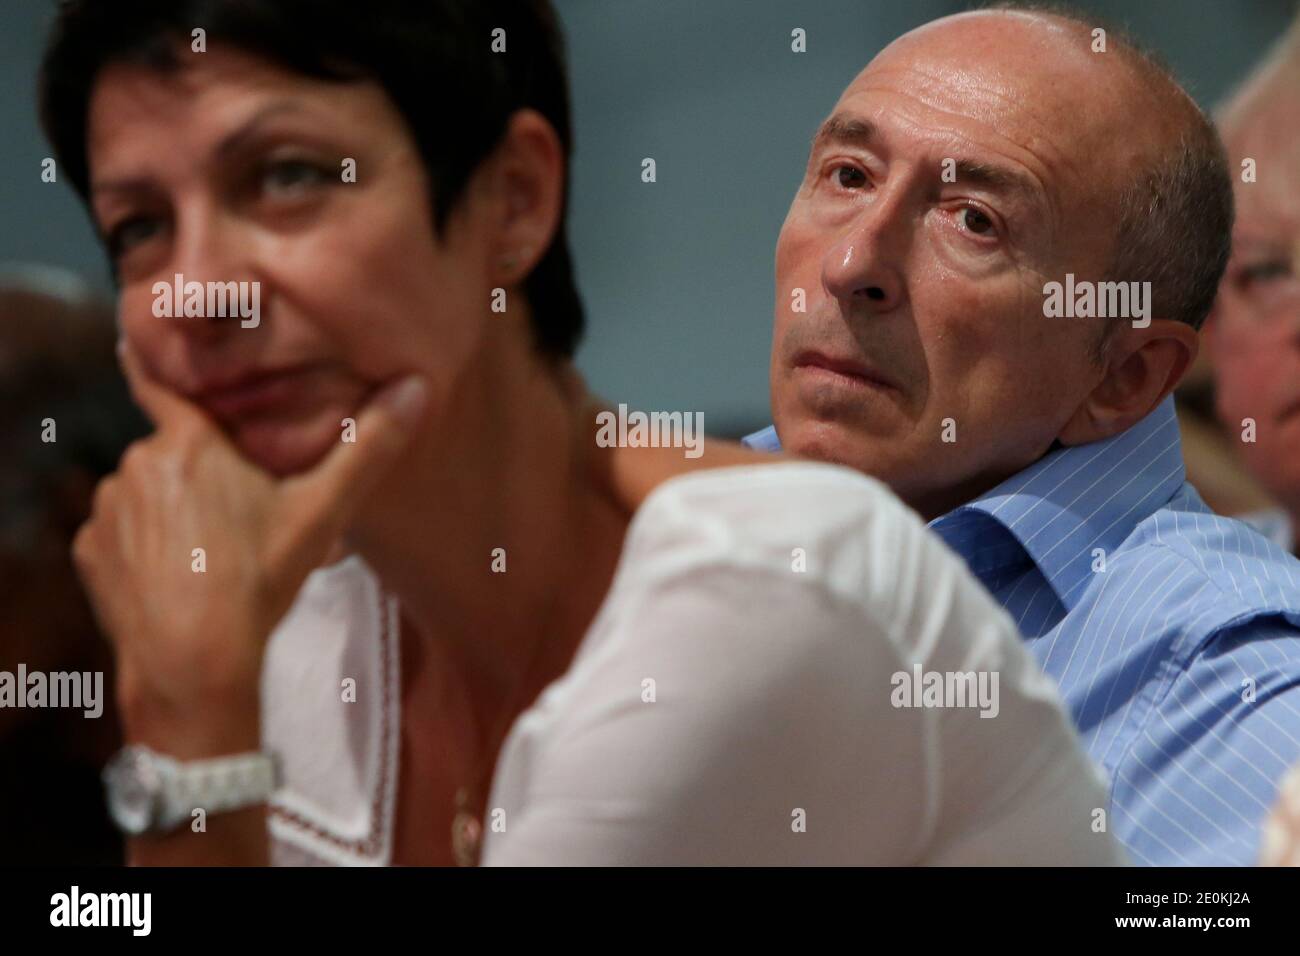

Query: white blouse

[262,462,1125,865]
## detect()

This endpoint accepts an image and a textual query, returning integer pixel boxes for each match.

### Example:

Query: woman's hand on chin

[72,344,429,758]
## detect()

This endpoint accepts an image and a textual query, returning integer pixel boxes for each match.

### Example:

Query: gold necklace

[449,614,558,867]
[451,786,484,867]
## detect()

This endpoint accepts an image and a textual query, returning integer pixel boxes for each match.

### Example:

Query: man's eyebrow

[811,114,878,153]
[949,159,1039,202]
[91,99,311,196]
[810,112,1043,207]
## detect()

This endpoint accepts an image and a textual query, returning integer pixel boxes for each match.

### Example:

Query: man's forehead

[842,16,1117,147]
[1221,54,1300,231]
[837,61,1060,148]
[828,13,1169,196]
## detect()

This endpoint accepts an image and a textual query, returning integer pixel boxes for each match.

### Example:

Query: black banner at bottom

[0,865,1281,942]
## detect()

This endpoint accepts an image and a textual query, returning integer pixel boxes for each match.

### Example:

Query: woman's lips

[195,366,317,419]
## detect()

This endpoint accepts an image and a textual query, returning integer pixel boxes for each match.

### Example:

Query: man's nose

[820,195,908,313]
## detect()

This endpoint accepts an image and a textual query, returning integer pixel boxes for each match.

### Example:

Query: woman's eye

[261,159,328,196]
[835,165,867,189]
[959,207,994,236]
[106,216,162,258]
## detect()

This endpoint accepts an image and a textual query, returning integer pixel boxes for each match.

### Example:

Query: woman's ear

[488,109,564,289]
[1058,319,1199,446]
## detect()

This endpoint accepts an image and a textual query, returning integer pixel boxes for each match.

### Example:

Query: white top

[261,552,400,866]
[262,462,1125,865]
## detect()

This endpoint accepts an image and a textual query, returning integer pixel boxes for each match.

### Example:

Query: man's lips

[190,364,318,418]
[791,349,899,392]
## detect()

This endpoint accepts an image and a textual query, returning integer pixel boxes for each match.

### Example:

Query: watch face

[103,746,162,836]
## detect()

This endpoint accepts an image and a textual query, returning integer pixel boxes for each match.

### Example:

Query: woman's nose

[162,207,261,328]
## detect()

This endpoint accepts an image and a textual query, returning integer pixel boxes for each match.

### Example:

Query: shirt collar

[740,424,781,451]
[929,395,1186,611]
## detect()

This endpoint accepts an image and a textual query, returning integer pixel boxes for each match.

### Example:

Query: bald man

[744,7,1300,865]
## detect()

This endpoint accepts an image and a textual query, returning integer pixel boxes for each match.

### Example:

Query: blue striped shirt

[743,396,1300,865]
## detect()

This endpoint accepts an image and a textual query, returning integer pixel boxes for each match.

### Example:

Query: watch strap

[155,750,281,831]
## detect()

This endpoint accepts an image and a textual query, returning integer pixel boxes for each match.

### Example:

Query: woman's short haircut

[39,0,585,358]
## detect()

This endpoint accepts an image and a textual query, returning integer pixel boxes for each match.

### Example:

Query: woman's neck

[348,340,631,755]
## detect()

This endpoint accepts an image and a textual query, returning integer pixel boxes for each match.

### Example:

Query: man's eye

[835,165,867,189]
[1240,260,1291,287]
[261,159,328,196]
[105,217,162,258]
[960,207,994,236]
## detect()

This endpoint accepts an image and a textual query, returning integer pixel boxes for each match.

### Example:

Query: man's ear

[485,109,564,289]
[1057,319,1199,446]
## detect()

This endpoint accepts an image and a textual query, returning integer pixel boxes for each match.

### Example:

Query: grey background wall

[2,0,1295,435]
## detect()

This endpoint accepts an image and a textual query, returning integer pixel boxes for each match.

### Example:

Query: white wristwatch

[102,744,281,836]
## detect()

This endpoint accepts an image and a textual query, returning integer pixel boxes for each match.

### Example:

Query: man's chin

[782,417,879,472]
[780,393,907,452]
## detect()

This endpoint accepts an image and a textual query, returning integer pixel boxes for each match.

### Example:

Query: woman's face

[88,45,496,476]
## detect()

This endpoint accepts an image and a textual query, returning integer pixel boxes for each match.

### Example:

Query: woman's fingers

[280,375,430,558]
[113,352,429,603]
[117,338,210,433]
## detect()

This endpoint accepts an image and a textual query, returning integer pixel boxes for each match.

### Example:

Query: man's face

[1209,107,1300,516]
[771,12,1163,518]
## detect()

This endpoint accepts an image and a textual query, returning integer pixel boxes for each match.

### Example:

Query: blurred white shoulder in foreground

[263,462,1125,866]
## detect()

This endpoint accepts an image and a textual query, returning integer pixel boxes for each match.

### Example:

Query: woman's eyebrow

[91,175,153,198]
[91,98,313,196]
[212,99,313,161]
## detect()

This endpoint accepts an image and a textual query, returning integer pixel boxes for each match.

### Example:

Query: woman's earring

[501,248,529,274]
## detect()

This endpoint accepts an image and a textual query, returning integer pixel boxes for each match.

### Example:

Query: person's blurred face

[1209,103,1300,516]
[770,12,1171,517]
[88,45,496,476]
